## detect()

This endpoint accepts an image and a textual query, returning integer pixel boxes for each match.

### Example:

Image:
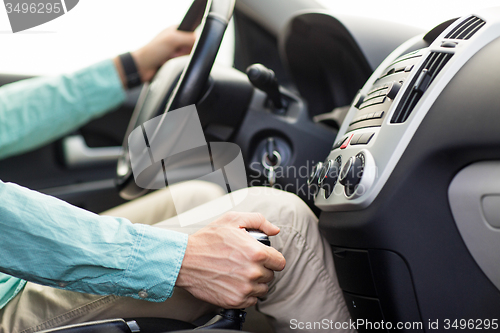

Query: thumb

[236,212,280,236]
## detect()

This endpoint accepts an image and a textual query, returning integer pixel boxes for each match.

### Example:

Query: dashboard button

[387,81,402,99]
[354,93,365,109]
[333,136,348,150]
[340,134,353,149]
[441,41,458,48]
[359,96,386,109]
[358,132,375,145]
[350,134,363,145]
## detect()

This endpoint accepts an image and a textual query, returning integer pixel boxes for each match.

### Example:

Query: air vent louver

[391,52,453,123]
[445,16,485,40]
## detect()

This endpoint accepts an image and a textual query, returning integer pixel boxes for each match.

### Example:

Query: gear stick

[195,231,271,330]
[246,64,286,110]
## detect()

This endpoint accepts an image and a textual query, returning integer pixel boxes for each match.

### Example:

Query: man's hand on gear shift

[175,212,286,309]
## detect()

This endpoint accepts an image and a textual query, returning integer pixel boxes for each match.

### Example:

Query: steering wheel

[116,0,235,200]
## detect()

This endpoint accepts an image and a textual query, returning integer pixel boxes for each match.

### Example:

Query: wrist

[175,235,194,289]
[112,56,128,90]
[121,52,143,88]
[131,49,156,83]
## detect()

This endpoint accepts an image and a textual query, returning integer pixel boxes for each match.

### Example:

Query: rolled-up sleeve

[0,181,188,303]
[0,59,126,159]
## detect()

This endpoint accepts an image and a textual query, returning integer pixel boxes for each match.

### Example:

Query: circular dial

[319,156,342,198]
[339,153,365,197]
[308,162,323,187]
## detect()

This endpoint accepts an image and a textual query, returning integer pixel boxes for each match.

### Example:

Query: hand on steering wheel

[116,0,235,200]
[113,26,195,88]
[131,26,197,83]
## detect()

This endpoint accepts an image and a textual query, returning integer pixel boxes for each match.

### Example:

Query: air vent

[391,52,453,123]
[445,16,485,40]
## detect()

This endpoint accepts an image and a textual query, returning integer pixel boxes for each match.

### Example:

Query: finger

[256,267,274,284]
[237,212,280,236]
[250,283,269,298]
[178,45,194,55]
[170,47,192,58]
[263,247,286,271]
[240,296,258,308]
[170,30,197,48]
[248,263,275,283]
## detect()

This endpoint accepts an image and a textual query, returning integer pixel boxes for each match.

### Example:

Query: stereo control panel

[312,10,500,211]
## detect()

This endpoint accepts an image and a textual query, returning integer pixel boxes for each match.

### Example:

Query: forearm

[0,25,195,160]
[0,180,187,301]
[0,59,126,160]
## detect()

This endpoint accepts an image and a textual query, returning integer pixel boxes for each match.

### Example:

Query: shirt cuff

[118,224,188,302]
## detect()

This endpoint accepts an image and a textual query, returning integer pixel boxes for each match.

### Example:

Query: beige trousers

[0,181,353,333]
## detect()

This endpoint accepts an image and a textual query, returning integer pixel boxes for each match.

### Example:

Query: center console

[314,8,500,332]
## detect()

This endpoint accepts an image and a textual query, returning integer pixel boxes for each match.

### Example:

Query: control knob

[339,153,366,197]
[319,156,342,198]
[307,162,323,195]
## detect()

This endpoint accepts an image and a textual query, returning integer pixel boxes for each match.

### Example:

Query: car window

[316,0,500,30]
[0,0,235,75]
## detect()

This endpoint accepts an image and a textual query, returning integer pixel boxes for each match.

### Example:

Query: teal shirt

[0,60,188,309]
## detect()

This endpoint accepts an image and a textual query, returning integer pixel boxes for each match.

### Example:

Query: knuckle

[264,271,275,282]
[246,297,258,307]
[225,211,237,218]
[261,284,269,295]
[253,212,266,223]
[248,268,263,281]
[241,283,253,296]
[223,211,239,221]
[226,297,241,308]
[250,248,267,262]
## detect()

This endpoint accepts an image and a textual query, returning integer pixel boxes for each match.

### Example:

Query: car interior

[1,0,499,332]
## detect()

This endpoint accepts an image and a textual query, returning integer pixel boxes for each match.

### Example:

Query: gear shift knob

[246,64,285,110]
[248,230,271,246]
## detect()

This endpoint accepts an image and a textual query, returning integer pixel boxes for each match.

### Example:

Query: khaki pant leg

[101,180,226,225]
[248,188,354,333]
[1,285,218,333]
[154,187,354,333]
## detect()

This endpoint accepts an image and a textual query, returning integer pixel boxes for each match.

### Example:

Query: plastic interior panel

[449,161,500,292]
